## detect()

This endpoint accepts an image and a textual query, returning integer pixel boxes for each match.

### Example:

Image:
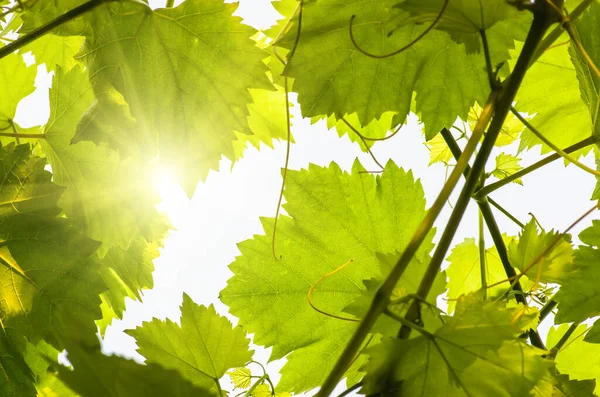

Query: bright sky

[14,0,600,393]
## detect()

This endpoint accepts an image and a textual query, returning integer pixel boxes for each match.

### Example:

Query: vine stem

[0,0,108,61]
[548,321,581,359]
[398,2,558,341]
[478,210,487,299]
[315,88,499,397]
[532,0,596,64]
[439,128,545,349]
[475,136,596,198]
[165,0,175,7]
[488,197,525,228]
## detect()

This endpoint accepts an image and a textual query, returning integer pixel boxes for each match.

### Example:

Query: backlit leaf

[74,0,273,196]
[554,220,600,323]
[492,153,523,185]
[227,367,252,389]
[128,295,253,390]
[507,220,575,285]
[277,0,489,139]
[221,160,434,392]
[56,344,212,397]
[362,295,549,396]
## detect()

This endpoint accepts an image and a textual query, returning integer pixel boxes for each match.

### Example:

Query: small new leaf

[492,153,523,185]
[227,367,252,389]
[507,220,575,285]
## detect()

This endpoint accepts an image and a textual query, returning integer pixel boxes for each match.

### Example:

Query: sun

[153,168,189,225]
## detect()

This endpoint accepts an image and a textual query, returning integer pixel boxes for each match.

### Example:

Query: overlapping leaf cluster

[2,0,600,395]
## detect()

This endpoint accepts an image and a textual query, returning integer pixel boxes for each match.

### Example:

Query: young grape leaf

[507,220,575,284]
[0,143,105,349]
[56,343,213,397]
[276,0,489,139]
[220,160,433,392]
[40,66,168,255]
[394,0,525,52]
[426,132,453,165]
[73,0,273,196]
[227,367,252,389]
[515,39,592,157]
[548,324,600,395]
[127,295,253,391]
[446,237,516,312]
[554,220,600,323]
[361,295,549,396]
[492,153,523,185]
[468,102,524,146]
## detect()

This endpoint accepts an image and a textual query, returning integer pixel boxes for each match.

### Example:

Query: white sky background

[13,0,600,393]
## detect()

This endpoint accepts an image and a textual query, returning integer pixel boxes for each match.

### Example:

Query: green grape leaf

[233,86,293,161]
[492,153,523,185]
[446,237,516,312]
[40,66,168,254]
[227,367,252,389]
[0,143,105,349]
[0,53,36,131]
[73,0,273,196]
[220,160,434,392]
[571,1,600,137]
[554,220,600,323]
[277,0,489,139]
[426,132,453,165]
[584,319,600,344]
[21,34,84,72]
[361,295,549,396]
[96,237,161,335]
[548,324,600,395]
[0,334,36,397]
[507,220,575,285]
[127,295,253,390]
[24,340,77,397]
[553,374,597,397]
[532,372,596,397]
[56,344,212,397]
[468,101,524,146]
[394,0,525,52]
[515,39,592,157]
[570,2,600,199]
